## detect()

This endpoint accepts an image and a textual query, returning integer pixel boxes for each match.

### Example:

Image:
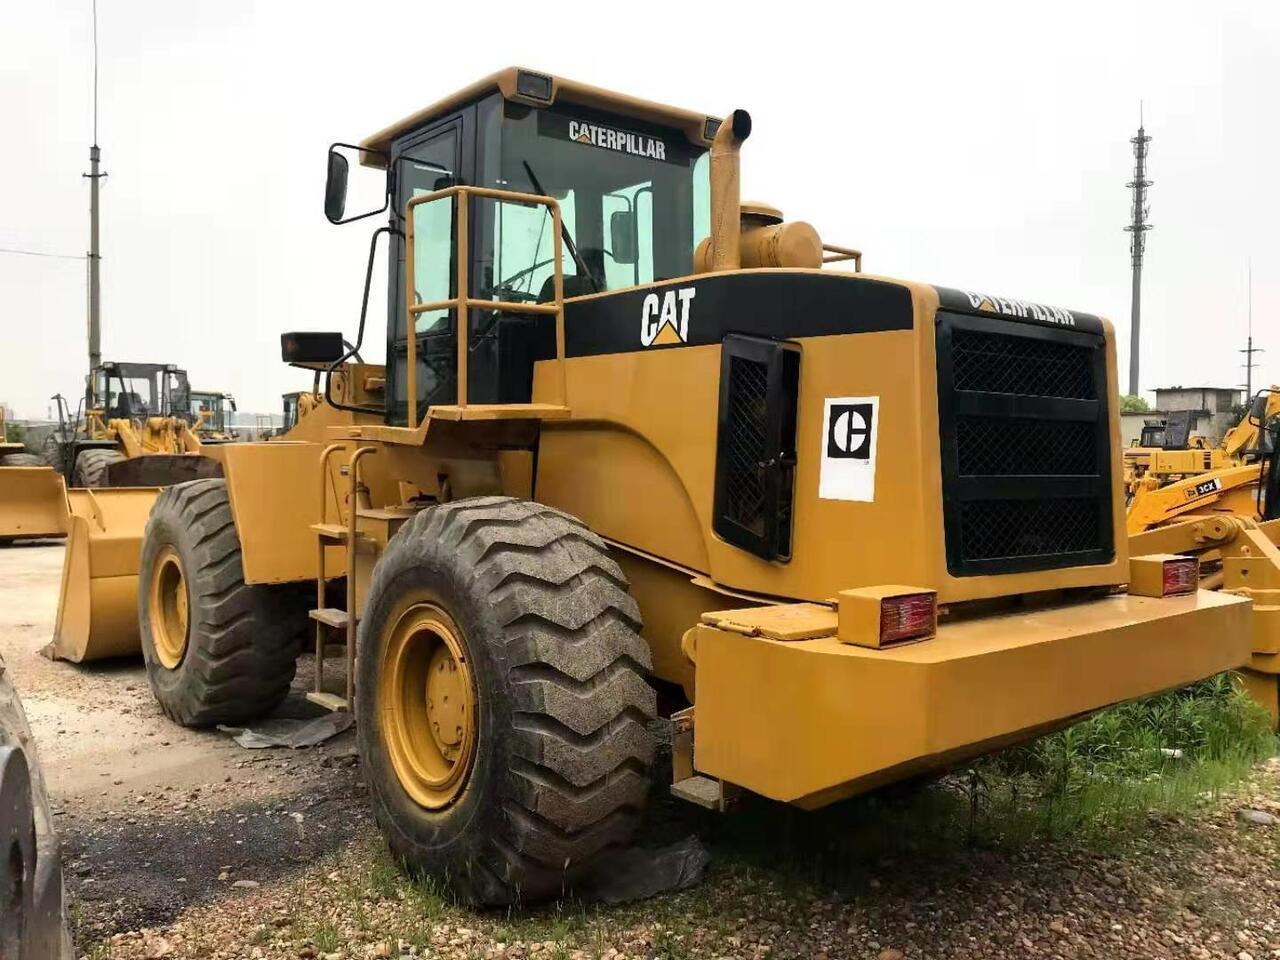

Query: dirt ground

[5,541,1280,960]
[0,543,370,941]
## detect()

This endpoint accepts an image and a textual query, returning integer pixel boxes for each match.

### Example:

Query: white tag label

[819,396,879,502]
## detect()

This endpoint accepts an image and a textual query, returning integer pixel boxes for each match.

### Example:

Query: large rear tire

[357,496,656,906]
[138,478,303,726]
[0,453,41,467]
[73,448,124,487]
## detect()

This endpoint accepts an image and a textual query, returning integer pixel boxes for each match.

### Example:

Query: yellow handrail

[403,185,567,429]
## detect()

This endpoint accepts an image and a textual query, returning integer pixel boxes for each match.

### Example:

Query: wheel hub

[150,546,189,670]
[380,601,476,810]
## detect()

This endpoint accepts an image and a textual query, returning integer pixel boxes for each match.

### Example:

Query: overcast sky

[1,0,1276,419]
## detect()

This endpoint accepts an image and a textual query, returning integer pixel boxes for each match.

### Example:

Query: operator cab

[91,362,190,422]
[327,69,718,426]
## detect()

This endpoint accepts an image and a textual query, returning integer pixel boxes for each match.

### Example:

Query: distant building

[1120,385,1242,447]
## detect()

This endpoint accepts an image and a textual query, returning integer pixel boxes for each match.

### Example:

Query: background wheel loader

[0,409,66,543]
[48,69,1256,906]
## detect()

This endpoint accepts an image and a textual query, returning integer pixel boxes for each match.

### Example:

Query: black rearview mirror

[325,150,349,224]
[610,210,637,265]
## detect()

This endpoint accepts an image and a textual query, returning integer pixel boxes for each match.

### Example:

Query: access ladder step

[309,607,351,629]
[305,691,350,713]
[671,775,731,810]
[310,522,349,542]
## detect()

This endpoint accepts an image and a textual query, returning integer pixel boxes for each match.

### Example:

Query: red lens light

[1162,558,1198,596]
[880,593,937,645]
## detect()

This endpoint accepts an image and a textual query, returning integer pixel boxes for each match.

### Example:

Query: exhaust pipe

[709,109,752,272]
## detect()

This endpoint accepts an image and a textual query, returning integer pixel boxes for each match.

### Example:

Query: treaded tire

[0,453,41,467]
[138,478,302,726]
[357,496,656,906]
[73,448,124,487]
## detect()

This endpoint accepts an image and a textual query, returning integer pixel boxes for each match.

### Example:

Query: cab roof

[358,67,720,167]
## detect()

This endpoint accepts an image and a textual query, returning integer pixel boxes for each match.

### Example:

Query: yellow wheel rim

[380,600,476,810]
[150,546,189,670]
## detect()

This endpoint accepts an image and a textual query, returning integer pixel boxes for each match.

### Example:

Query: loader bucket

[0,468,68,541]
[46,487,160,663]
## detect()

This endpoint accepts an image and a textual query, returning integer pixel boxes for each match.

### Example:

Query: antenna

[1241,258,1263,401]
[1123,102,1153,396]
[82,0,106,396]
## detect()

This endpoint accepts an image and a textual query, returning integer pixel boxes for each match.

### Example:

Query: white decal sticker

[819,396,879,502]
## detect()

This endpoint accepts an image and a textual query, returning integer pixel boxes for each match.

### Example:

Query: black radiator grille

[952,328,1097,399]
[955,416,1098,477]
[958,498,1102,563]
[937,312,1114,576]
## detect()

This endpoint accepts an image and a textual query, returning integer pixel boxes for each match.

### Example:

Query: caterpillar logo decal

[963,290,1076,327]
[640,287,696,347]
[567,120,667,160]
[819,396,880,502]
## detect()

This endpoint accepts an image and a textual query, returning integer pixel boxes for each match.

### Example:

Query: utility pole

[1124,104,1153,397]
[82,0,105,403]
[1241,259,1262,401]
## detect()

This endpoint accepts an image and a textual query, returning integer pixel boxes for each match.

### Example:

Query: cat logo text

[640,287,696,347]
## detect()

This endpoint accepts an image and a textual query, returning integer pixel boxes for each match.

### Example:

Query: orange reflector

[1161,557,1199,597]
[880,593,937,645]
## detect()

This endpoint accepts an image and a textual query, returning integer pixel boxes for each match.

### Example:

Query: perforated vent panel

[721,356,771,538]
[713,336,800,562]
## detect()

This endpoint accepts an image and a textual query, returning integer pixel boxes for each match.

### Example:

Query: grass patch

[982,672,1274,835]
[704,672,1275,894]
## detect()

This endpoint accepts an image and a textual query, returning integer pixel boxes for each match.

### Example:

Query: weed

[311,921,340,953]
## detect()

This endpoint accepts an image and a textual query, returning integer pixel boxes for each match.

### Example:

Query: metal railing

[404,185,567,429]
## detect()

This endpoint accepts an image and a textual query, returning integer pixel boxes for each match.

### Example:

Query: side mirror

[325,150,349,224]
[229,397,237,412]
[610,210,637,264]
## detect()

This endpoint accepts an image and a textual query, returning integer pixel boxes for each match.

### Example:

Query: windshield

[95,370,158,420]
[190,393,224,430]
[476,102,710,302]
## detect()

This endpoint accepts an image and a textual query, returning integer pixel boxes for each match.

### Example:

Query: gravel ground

[5,542,1280,960]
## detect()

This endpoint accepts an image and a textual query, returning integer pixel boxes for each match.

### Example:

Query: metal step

[305,691,350,713]
[310,522,348,542]
[671,775,730,810]
[309,607,350,629]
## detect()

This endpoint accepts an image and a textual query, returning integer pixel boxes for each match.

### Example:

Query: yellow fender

[0,467,67,541]
[45,487,160,663]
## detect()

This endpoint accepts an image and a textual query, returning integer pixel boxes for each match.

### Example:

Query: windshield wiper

[522,160,600,294]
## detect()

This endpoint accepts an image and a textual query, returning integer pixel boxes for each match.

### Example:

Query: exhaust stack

[708,109,752,271]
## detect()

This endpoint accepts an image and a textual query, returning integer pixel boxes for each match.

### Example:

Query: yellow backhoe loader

[48,70,1254,905]
[1124,388,1279,500]
[1124,391,1280,716]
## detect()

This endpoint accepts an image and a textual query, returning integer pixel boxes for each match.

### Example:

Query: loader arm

[1127,462,1265,534]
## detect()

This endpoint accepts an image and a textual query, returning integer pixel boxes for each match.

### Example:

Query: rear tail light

[880,593,937,645]
[1128,553,1200,598]
[1161,557,1199,596]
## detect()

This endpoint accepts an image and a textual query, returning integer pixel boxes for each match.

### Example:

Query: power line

[0,247,87,261]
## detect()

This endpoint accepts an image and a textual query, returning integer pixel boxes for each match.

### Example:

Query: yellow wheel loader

[48,361,213,488]
[187,390,240,443]
[0,409,67,543]
[51,70,1254,905]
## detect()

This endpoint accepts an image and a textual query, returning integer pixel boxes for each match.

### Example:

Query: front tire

[0,454,41,467]
[138,478,303,726]
[73,448,124,487]
[357,496,656,905]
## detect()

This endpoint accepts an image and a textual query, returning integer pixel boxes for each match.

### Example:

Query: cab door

[386,114,472,425]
